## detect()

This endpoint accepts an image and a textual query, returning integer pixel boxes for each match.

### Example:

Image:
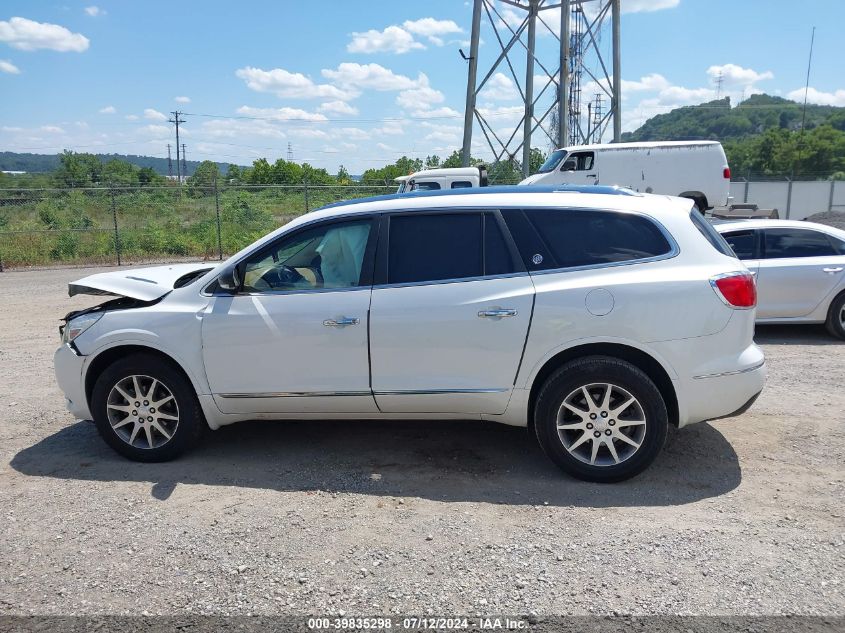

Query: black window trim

[504,206,680,276]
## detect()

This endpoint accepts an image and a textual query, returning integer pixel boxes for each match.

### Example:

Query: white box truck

[519,140,731,211]
[395,166,488,193]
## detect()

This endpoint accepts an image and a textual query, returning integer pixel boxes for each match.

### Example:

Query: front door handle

[822,267,843,274]
[323,316,360,327]
[478,308,518,318]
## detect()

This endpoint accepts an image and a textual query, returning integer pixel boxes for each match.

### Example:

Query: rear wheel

[91,353,205,462]
[825,292,845,340]
[534,356,668,482]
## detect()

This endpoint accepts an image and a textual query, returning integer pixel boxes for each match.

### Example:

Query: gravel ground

[0,266,843,617]
[806,211,845,231]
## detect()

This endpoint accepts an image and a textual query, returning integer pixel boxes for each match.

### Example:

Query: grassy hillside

[623,94,845,142]
[0,151,234,177]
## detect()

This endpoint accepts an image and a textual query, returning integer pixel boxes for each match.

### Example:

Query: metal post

[522,0,538,177]
[110,184,121,266]
[214,175,223,261]
[786,177,793,219]
[304,180,310,212]
[744,179,749,204]
[559,0,570,149]
[461,0,483,167]
[611,0,622,142]
[829,179,836,212]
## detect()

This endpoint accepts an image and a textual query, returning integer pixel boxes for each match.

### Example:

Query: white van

[519,141,731,211]
[395,166,488,193]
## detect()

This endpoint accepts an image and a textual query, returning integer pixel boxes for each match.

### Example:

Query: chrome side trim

[218,391,372,399]
[693,360,765,380]
[373,388,508,395]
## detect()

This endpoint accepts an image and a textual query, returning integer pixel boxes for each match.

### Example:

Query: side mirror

[217,264,241,293]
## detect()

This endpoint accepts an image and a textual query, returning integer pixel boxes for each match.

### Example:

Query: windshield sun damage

[537,149,567,174]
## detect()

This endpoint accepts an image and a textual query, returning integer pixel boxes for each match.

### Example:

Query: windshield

[537,149,567,173]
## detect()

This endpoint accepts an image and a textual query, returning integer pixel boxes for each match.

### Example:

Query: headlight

[61,313,103,344]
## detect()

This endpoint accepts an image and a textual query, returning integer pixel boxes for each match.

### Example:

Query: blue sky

[1,0,843,174]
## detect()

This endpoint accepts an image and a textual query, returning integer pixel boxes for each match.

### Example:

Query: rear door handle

[323,316,360,327]
[822,267,843,273]
[478,308,518,318]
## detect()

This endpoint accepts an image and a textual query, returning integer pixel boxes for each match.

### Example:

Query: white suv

[55,186,766,482]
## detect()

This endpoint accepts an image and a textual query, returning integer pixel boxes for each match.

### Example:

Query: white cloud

[0,17,89,52]
[98,105,116,114]
[322,63,418,91]
[336,127,370,140]
[124,114,139,121]
[201,118,286,140]
[40,125,64,133]
[706,63,773,86]
[373,120,405,136]
[236,66,353,100]
[623,0,680,12]
[402,18,462,45]
[396,73,444,109]
[84,6,104,17]
[410,106,461,119]
[376,142,394,151]
[175,96,191,103]
[621,73,671,93]
[480,72,519,101]
[318,100,359,116]
[347,26,424,54]
[0,59,20,74]
[2,125,23,132]
[143,108,167,121]
[289,128,330,140]
[139,124,170,137]
[786,86,845,107]
[236,105,327,122]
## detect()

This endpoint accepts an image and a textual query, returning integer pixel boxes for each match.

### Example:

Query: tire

[91,353,205,462]
[825,292,845,340]
[533,356,668,483]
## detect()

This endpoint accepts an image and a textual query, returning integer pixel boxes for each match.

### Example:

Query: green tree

[528,147,546,175]
[247,158,273,184]
[102,159,139,186]
[137,166,160,186]
[54,151,103,187]
[336,164,351,184]
[425,155,441,168]
[225,164,242,183]
[189,160,220,187]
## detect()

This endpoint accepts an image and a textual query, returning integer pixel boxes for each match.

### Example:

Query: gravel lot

[0,266,843,617]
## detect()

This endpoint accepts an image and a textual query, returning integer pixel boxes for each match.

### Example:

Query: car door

[756,227,845,318]
[369,211,534,415]
[720,227,761,277]
[559,151,596,186]
[201,216,379,414]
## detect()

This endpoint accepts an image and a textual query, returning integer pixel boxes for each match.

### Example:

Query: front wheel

[534,356,668,482]
[826,292,845,340]
[91,353,205,462]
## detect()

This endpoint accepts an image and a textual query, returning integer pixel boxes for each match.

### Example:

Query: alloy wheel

[556,382,647,467]
[106,374,180,449]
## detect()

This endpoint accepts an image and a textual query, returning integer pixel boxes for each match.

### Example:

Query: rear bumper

[681,356,767,426]
[54,343,92,420]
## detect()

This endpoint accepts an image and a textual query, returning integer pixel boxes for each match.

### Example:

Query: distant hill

[0,151,236,176]
[623,94,845,142]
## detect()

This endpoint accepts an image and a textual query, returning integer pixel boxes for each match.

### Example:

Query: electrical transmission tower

[591,93,604,143]
[168,111,186,182]
[461,0,622,176]
[715,70,724,99]
[287,142,294,162]
[166,144,173,178]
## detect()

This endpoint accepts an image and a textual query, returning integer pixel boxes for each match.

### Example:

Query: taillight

[710,272,756,308]
[723,167,731,179]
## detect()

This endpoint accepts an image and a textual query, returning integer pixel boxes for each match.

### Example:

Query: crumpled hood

[68,263,215,301]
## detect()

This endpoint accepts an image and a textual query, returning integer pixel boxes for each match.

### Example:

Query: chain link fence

[0,183,394,269]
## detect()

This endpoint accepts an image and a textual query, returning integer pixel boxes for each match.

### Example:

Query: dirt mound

[805,210,845,230]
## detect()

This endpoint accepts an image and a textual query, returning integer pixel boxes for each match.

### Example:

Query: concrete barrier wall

[728,180,844,220]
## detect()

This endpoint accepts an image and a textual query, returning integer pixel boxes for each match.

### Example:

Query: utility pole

[168,111,185,182]
[287,142,294,162]
[611,0,621,142]
[181,143,187,178]
[166,144,173,178]
[460,0,483,166]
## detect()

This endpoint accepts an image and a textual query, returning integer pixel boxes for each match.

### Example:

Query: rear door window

[501,208,672,270]
[763,228,839,258]
[721,229,758,260]
[690,212,736,257]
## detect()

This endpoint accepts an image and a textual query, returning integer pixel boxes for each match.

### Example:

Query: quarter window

[502,208,672,270]
[242,220,373,292]
[451,181,473,189]
[763,228,838,259]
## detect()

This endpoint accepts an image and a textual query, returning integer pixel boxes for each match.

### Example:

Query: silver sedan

[715,219,845,339]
